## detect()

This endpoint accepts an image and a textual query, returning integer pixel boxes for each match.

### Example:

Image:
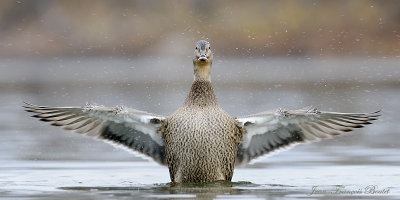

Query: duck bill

[198,51,208,61]
[198,56,208,61]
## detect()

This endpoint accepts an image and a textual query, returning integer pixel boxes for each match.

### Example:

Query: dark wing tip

[23,101,32,106]
[23,102,39,112]
[368,110,381,117]
[371,110,381,114]
[23,101,35,108]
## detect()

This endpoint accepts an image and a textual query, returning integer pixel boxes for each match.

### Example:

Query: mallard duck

[24,40,380,183]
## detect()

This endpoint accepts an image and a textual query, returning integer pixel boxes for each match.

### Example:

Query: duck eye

[195,47,198,50]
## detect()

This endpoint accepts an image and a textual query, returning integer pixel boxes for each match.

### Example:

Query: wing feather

[24,102,167,165]
[236,107,380,165]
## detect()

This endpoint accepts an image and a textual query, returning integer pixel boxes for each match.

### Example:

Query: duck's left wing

[235,106,380,165]
[24,102,167,165]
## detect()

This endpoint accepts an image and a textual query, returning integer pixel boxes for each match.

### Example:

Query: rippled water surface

[0,58,399,199]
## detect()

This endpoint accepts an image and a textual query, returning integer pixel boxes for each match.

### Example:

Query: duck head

[193,40,213,81]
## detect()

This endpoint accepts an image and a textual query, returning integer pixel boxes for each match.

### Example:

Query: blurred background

[0,0,399,175]
[0,0,400,57]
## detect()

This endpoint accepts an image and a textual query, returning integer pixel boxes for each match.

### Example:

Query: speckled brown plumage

[161,80,244,182]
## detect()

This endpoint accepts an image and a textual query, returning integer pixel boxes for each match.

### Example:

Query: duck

[24,40,380,183]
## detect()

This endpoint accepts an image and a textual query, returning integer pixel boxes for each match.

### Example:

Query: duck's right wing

[24,102,167,165]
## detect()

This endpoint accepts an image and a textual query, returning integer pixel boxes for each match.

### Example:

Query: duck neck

[193,62,211,82]
[184,80,218,107]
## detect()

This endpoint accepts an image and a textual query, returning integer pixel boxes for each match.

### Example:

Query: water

[0,58,399,199]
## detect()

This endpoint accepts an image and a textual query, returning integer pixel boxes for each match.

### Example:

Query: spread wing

[236,106,380,165]
[24,102,167,165]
